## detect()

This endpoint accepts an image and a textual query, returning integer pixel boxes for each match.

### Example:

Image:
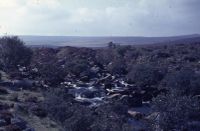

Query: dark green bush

[65,59,91,77]
[163,69,200,96]
[107,58,127,75]
[151,91,200,131]
[115,45,131,57]
[0,36,32,71]
[39,64,66,86]
[95,49,114,65]
[127,64,167,87]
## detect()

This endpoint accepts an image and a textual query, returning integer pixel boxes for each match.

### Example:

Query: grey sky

[0,0,200,36]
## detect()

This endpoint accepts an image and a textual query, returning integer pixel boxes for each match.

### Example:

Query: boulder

[80,76,90,82]
[107,93,121,100]
[128,110,144,120]
[98,75,112,84]
[91,66,100,74]
[108,89,133,96]
[145,112,160,122]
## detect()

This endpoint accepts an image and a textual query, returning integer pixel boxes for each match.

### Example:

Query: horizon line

[0,33,200,38]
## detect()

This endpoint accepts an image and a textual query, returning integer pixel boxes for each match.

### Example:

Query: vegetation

[42,88,133,131]
[162,68,200,96]
[0,36,32,71]
[126,64,167,87]
[151,91,200,131]
[0,36,200,131]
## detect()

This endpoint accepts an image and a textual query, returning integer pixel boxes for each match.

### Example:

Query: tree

[108,41,116,48]
[0,36,32,71]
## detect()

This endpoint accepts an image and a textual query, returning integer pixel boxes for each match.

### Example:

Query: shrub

[163,69,200,96]
[151,50,172,59]
[95,49,114,65]
[43,88,74,122]
[115,45,131,57]
[39,64,66,86]
[124,49,140,62]
[127,64,167,87]
[151,91,200,131]
[183,52,200,62]
[107,58,127,75]
[0,36,32,71]
[43,88,94,131]
[65,59,91,77]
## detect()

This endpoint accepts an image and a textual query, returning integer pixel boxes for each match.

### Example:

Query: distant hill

[19,34,200,47]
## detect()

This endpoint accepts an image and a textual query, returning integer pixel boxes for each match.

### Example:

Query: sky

[0,0,200,36]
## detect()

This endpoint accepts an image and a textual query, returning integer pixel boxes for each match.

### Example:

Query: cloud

[0,0,69,35]
[0,0,200,36]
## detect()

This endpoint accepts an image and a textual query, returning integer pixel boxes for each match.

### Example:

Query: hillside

[0,36,200,131]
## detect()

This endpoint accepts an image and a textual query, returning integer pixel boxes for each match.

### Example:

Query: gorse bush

[151,68,200,130]
[126,64,167,87]
[115,45,131,57]
[162,68,200,96]
[39,64,66,86]
[65,59,90,76]
[107,58,127,75]
[0,36,32,71]
[151,91,200,131]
